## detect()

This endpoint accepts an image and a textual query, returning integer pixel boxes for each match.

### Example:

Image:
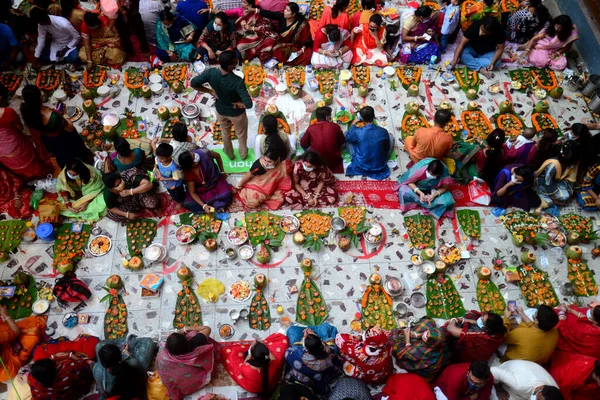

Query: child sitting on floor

[440,0,463,52]
[154,143,185,209]
[504,127,538,165]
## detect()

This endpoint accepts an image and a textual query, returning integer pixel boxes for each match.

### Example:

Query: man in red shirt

[300,106,345,173]
[434,361,494,400]
[404,109,453,164]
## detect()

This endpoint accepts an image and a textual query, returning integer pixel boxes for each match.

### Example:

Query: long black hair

[66,159,91,184]
[262,115,287,160]
[547,15,573,42]
[113,136,132,158]
[98,344,147,399]
[482,129,506,184]
[331,0,349,19]
[304,334,328,360]
[287,2,305,22]
[20,85,44,129]
[247,342,271,395]
[558,140,581,166]
[536,128,559,168]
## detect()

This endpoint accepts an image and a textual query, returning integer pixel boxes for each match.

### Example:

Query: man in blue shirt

[176,0,209,33]
[345,106,394,180]
[0,23,19,68]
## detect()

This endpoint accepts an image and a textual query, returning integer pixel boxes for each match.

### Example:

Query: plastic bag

[37,198,62,223]
[8,372,32,400]
[468,178,491,206]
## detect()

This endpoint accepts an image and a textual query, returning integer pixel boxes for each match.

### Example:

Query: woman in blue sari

[398,6,441,64]
[398,158,455,219]
[156,9,197,62]
[285,324,341,395]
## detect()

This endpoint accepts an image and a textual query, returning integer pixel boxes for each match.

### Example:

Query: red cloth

[550,350,600,400]
[219,333,288,394]
[382,373,436,400]
[443,311,505,362]
[434,363,494,400]
[300,121,345,173]
[33,335,100,361]
[557,307,600,359]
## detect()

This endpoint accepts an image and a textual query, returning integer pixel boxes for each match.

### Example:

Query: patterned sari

[529,26,579,71]
[182,149,233,213]
[576,164,600,211]
[398,157,455,219]
[284,161,337,209]
[534,158,578,208]
[105,167,160,222]
[550,350,600,400]
[272,17,313,66]
[0,165,33,219]
[284,345,341,395]
[157,14,197,61]
[56,163,107,222]
[398,15,441,64]
[335,327,392,384]
[309,6,350,38]
[352,24,388,66]
[79,13,126,66]
[28,353,94,399]
[234,10,278,63]
[237,160,292,210]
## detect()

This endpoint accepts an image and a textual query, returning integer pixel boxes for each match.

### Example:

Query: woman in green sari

[56,159,107,222]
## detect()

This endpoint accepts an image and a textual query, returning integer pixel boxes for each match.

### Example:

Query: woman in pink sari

[225,0,279,63]
[351,13,388,66]
[525,15,578,71]
[156,326,216,400]
[0,86,51,181]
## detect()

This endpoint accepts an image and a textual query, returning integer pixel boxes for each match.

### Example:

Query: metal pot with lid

[182,104,200,125]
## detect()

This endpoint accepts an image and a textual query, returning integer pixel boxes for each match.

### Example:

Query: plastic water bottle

[382,71,387,80]
[461,130,469,142]
[428,55,438,69]
[203,54,208,64]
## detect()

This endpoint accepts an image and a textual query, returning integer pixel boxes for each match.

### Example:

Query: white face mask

[67,171,79,180]
[476,317,485,330]
[193,152,201,164]
[356,112,362,121]
[511,173,520,184]
[302,163,314,172]
[587,309,594,322]
[425,170,436,180]
[214,22,222,32]
[567,132,575,140]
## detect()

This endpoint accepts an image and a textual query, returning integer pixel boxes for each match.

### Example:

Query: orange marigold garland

[0,73,22,93]
[461,110,493,140]
[531,112,558,132]
[397,66,422,89]
[496,113,524,138]
[83,65,107,88]
[352,66,370,86]
[530,68,558,91]
[401,112,429,140]
[285,66,305,89]
[36,68,60,92]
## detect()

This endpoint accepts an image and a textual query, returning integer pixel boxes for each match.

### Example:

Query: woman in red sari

[0,165,33,219]
[253,2,312,65]
[556,304,600,359]
[351,13,388,66]
[284,151,338,209]
[350,0,377,29]
[0,85,51,181]
[550,350,600,400]
[309,0,350,38]
[29,352,95,399]
[219,333,288,395]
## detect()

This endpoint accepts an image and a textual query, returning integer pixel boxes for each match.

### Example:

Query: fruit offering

[309,0,325,20]
[454,67,479,93]
[83,65,107,88]
[352,66,370,86]
[0,220,26,253]
[559,213,597,242]
[501,0,519,13]
[285,66,305,89]
[179,213,222,235]
[162,64,187,86]
[347,0,361,17]
[36,69,60,92]
[530,68,558,91]
[361,273,396,330]
[248,274,271,330]
[162,118,180,139]
[476,278,505,314]
[315,70,337,94]
[517,264,559,307]
[104,291,128,340]
[243,64,265,86]
[297,210,332,251]
[257,112,291,135]
[0,73,22,93]
[508,69,532,92]
[173,266,203,329]
[532,112,559,133]
[404,215,435,249]
[567,257,598,297]
[338,207,369,248]
[396,66,422,89]
[426,274,466,319]
[126,219,158,257]
[495,113,524,138]
[457,209,481,239]
[401,112,429,140]
[245,211,285,247]
[211,121,237,143]
[53,224,92,268]
[124,67,147,96]
[461,110,493,140]
[443,114,462,138]
[296,259,328,325]
[0,273,37,320]
[423,1,440,10]
[502,212,540,246]
[119,107,141,139]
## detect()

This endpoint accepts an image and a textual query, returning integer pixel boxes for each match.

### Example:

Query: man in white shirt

[30,7,80,66]
[491,360,564,400]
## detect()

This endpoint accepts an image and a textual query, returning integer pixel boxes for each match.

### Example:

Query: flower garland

[531,68,558,91]
[396,66,422,89]
[285,67,305,89]
[531,112,558,132]
[36,69,60,92]
[0,73,22,93]
[243,64,265,86]
[497,113,524,137]
[162,64,187,83]
[352,66,370,86]
[83,66,107,88]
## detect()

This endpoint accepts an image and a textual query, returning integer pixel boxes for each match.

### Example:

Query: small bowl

[97,86,110,98]
[175,225,196,245]
[32,299,50,315]
[149,74,162,84]
[411,292,427,308]
[102,113,120,128]
[331,217,346,232]
[225,247,237,260]
[144,244,167,262]
[339,69,351,81]
[150,83,164,95]
[238,245,254,260]
[219,324,235,339]
[383,66,396,77]
[53,89,67,102]
[395,303,408,318]
[275,83,287,93]
[385,277,404,297]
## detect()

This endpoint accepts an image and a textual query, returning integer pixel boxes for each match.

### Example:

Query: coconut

[127,256,144,271]
[289,86,302,99]
[177,266,193,281]
[106,274,123,289]
[0,252,8,262]
[566,246,583,261]
[358,85,369,97]
[435,261,447,274]
[254,273,267,289]
[338,236,351,251]
[477,266,492,280]
[56,260,74,275]
[82,99,96,115]
[293,231,305,245]
[467,102,479,111]
[81,88,95,100]
[13,272,29,285]
[265,104,279,116]
[103,125,116,139]
[511,234,524,246]
[498,100,513,114]
[534,100,550,113]
[405,101,420,115]
[592,247,600,258]
[203,238,217,252]
[369,273,382,285]
[323,92,333,105]
[438,100,453,111]
[567,231,580,245]
[256,244,271,264]
[140,85,151,99]
[156,106,170,121]
[421,248,435,261]
[169,106,181,118]
[171,81,183,93]
[466,88,478,100]
[248,85,261,98]
[300,258,313,272]
[407,83,419,96]
[549,87,563,99]
[521,251,536,264]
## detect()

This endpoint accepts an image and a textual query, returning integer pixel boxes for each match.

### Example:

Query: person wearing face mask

[177,149,232,214]
[549,350,600,400]
[502,304,559,364]
[300,106,345,173]
[285,151,338,209]
[555,304,600,359]
[156,9,197,62]
[311,24,353,69]
[398,158,456,219]
[102,169,160,222]
[346,105,394,180]
[335,326,392,384]
[351,13,388,66]
[197,11,240,62]
[397,5,441,64]
[562,123,598,182]
[490,164,540,215]
[492,361,562,400]
[56,158,107,222]
[450,129,506,185]
[434,361,493,400]
[219,333,289,395]
[234,147,292,209]
[443,310,506,363]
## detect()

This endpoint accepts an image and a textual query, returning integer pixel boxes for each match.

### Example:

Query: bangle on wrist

[130,189,134,195]
[126,211,129,218]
